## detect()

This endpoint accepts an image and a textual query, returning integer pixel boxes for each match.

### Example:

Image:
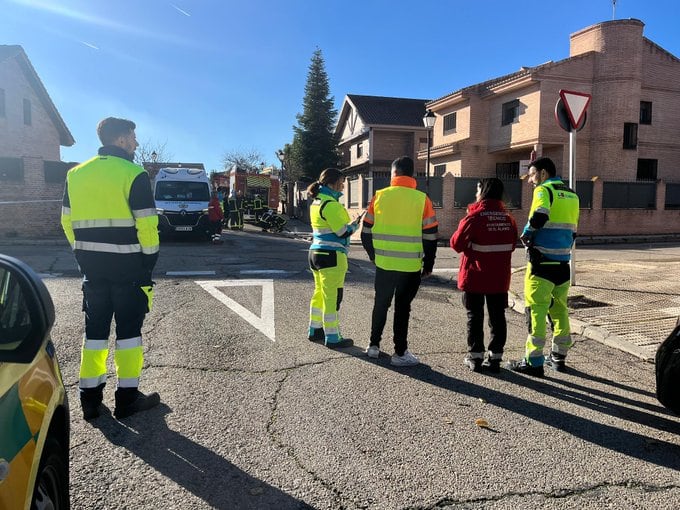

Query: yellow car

[0,254,70,509]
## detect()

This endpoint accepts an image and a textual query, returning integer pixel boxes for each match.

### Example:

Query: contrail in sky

[81,41,99,50]
[171,4,191,17]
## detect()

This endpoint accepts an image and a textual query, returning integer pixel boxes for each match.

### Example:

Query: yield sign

[196,279,276,341]
[559,89,591,130]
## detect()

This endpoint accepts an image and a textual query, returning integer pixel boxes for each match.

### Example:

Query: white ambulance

[153,167,212,238]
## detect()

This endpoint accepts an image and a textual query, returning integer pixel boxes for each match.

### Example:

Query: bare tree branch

[222,148,264,172]
[134,140,174,165]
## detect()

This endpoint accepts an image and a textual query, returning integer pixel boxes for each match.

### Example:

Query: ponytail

[306,181,321,198]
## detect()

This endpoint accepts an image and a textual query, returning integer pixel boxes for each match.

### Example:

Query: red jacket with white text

[450,199,518,294]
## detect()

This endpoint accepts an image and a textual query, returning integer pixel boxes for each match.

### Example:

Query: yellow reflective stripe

[116,336,142,350]
[132,207,157,218]
[117,377,140,388]
[62,206,71,215]
[83,339,108,350]
[72,219,136,228]
[79,374,107,388]
[543,222,577,231]
[374,249,422,259]
[422,216,437,226]
[470,243,515,252]
[141,245,160,254]
[372,233,421,243]
[74,240,141,253]
[422,233,438,241]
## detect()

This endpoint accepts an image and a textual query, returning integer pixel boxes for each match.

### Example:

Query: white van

[153,167,212,238]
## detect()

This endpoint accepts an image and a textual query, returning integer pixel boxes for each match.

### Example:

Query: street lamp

[423,109,435,195]
[276,149,286,214]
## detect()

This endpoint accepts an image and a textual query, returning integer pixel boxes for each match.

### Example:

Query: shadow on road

[342,346,680,470]
[92,404,312,510]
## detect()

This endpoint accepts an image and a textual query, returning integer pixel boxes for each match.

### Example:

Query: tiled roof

[347,95,430,127]
[0,45,75,146]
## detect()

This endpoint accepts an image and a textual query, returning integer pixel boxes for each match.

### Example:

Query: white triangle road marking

[195,279,276,342]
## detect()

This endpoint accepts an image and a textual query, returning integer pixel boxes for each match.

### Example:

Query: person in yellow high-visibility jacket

[61,117,161,420]
[361,156,439,366]
[509,157,579,377]
[307,168,359,348]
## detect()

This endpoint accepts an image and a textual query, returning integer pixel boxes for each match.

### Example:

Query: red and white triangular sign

[559,89,591,129]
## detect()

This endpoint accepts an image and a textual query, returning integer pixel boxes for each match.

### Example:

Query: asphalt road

[2,232,680,509]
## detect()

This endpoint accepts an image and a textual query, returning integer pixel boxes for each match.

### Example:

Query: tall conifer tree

[290,49,338,181]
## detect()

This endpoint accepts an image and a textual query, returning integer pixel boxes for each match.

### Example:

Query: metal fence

[666,183,680,209]
[602,181,656,209]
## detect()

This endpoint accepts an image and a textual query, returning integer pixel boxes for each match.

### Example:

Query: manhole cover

[568,296,609,309]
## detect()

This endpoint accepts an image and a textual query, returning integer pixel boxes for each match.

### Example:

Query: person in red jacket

[208,191,224,244]
[451,178,518,373]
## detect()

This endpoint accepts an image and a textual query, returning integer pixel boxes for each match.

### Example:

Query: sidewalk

[508,258,680,363]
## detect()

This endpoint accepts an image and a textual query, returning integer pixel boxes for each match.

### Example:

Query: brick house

[335,95,434,210]
[418,19,680,239]
[0,45,75,238]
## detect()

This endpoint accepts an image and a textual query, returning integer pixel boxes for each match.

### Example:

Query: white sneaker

[366,345,380,359]
[390,350,419,367]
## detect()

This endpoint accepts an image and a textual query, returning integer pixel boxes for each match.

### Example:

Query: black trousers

[461,292,508,356]
[370,267,421,356]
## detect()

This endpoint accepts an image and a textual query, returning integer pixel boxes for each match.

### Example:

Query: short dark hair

[391,156,414,177]
[529,157,556,177]
[478,178,505,201]
[97,117,136,145]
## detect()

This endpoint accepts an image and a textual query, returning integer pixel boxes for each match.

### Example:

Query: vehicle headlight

[156,208,164,214]
[201,208,209,214]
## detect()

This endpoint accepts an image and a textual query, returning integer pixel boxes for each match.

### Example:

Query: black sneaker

[114,391,161,419]
[482,358,502,374]
[507,359,544,377]
[545,353,566,372]
[464,354,483,373]
[325,338,353,349]
[308,328,325,342]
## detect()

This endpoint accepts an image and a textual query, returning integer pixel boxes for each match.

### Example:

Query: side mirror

[0,255,55,363]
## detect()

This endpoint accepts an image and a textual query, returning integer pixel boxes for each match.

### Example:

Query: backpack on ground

[655,319,680,414]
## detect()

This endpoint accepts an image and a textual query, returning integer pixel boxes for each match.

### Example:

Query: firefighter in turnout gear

[509,157,579,376]
[61,117,161,420]
[227,189,244,230]
[307,169,358,348]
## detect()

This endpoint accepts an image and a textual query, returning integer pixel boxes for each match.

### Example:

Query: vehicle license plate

[175,226,193,232]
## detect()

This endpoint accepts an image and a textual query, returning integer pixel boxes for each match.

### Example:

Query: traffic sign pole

[555,89,592,286]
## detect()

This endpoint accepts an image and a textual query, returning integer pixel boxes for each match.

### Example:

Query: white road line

[196,279,276,341]
[166,271,216,276]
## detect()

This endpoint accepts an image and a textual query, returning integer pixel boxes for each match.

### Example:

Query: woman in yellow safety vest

[307,169,359,348]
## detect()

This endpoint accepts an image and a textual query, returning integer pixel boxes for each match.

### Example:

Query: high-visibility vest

[372,186,426,272]
[529,178,579,261]
[61,154,159,281]
[310,192,353,253]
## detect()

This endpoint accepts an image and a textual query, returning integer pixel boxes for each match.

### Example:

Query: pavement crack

[265,366,357,510]
[406,480,680,509]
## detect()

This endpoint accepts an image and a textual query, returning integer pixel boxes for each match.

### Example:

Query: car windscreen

[155,181,210,202]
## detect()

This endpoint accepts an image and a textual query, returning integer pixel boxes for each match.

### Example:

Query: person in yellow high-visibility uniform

[61,117,161,420]
[361,156,438,366]
[307,168,359,348]
[509,157,580,376]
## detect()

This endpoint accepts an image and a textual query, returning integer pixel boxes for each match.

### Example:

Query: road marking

[432,268,459,274]
[195,279,276,341]
[167,270,216,276]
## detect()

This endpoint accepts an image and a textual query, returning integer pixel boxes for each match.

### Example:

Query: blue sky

[3,0,680,172]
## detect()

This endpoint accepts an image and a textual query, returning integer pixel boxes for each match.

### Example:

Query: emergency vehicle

[212,165,280,221]
[153,167,212,239]
[0,255,70,509]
